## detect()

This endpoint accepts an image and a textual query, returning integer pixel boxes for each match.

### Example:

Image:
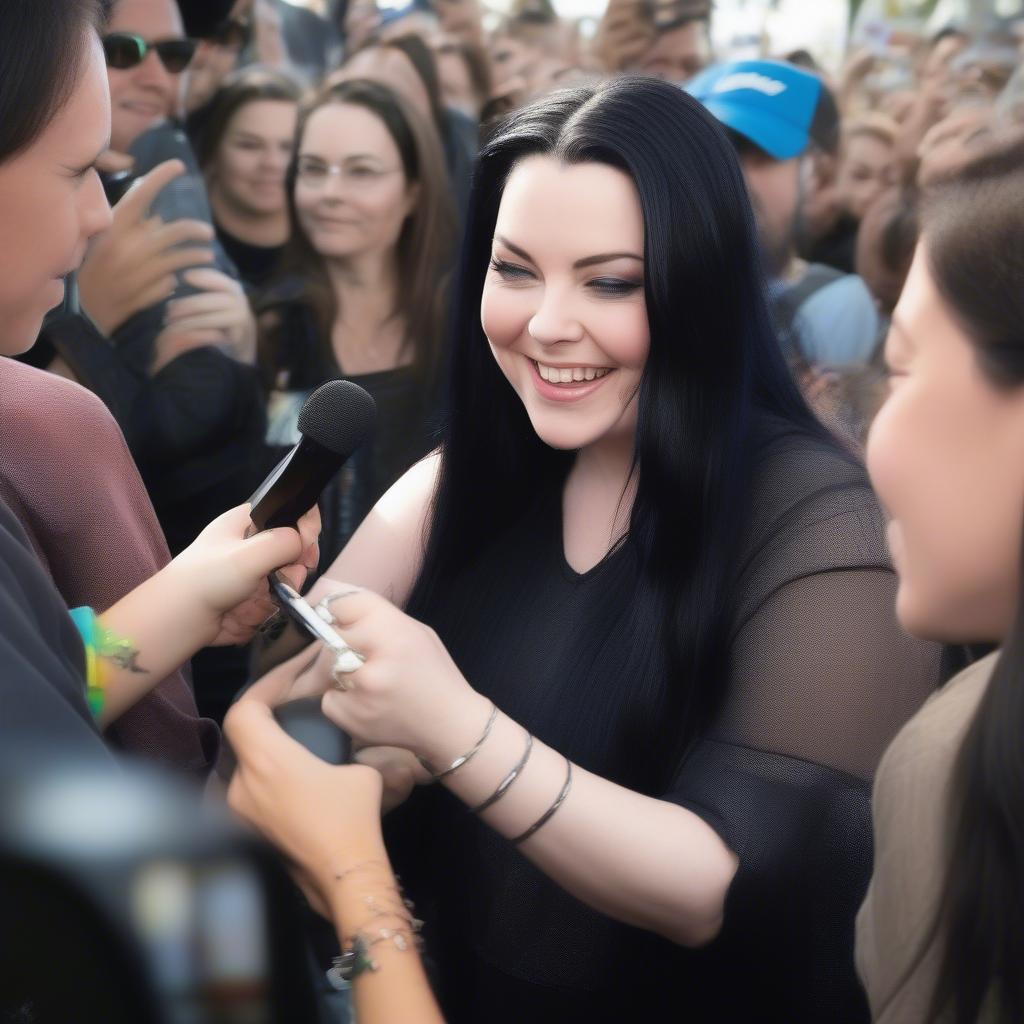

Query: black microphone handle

[274,697,352,765]
[249,435,347,531]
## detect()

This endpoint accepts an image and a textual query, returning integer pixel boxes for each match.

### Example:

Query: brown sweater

[856,650,1000,1023]
[0,358,217,776]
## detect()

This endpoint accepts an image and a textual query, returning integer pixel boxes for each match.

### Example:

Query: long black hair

[919,134,1024,1024]
[0,0,102,164]
[407,76,829,783]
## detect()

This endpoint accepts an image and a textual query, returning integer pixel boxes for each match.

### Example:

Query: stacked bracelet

[511,758,574,845]
[470,730,533,814]
[418,702,498,781]
[68,607,105,718]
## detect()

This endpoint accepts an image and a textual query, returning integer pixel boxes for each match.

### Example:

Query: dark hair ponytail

[0,0,102,164]
[920,134,1024,1024]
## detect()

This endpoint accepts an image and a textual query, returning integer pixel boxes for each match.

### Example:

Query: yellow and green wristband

[69,607,106,718]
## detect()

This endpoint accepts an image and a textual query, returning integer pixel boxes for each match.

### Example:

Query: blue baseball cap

[686,59,835,160]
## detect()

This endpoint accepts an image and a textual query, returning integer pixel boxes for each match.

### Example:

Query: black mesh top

[386,420,948,1023]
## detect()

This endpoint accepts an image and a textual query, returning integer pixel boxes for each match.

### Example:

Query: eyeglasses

[296,158,404,190]
[209,17,252,51]
[102,33,198,74]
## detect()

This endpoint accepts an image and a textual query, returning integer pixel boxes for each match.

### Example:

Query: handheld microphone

[249,379,376,531]
[274,697,352,766]
[248,381,374,767]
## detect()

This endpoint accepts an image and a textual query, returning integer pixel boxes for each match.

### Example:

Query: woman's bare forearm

[419,702,738,947]
[324,844,445,1024]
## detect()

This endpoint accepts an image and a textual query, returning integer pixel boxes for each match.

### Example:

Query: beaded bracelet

[69,607,105,718]
[327,925,422,989]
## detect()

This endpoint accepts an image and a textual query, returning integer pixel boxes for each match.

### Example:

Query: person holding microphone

[0,0,318,743]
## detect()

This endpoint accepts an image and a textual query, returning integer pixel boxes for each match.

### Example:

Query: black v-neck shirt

[386,422,948,1023]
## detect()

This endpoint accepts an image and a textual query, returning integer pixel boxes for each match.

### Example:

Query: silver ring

[315,590,363,626]
[330,645,365,691]
[331,664,355,692]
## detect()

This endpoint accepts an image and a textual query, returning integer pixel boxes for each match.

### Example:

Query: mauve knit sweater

[0,358,217,776]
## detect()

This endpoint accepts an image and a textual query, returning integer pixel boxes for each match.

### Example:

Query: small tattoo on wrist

[97,632,149,676]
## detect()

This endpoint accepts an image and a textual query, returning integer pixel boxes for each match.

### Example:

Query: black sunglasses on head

[102,32,198,73]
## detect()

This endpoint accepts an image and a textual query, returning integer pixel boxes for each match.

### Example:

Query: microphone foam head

[297,379,377,458]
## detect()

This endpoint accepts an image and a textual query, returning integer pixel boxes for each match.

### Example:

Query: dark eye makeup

[489,257,642,296]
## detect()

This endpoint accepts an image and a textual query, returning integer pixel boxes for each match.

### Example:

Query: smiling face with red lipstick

[481,156,649,453]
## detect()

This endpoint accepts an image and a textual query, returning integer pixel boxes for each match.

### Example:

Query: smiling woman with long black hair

[239,76,951,1022]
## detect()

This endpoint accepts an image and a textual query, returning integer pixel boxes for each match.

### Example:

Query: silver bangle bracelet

[418,702,498,782]
[511,757,573,845]
[469,731,533,815]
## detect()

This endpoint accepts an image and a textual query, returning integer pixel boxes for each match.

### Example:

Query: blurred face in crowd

[482,157,650,453]
[340,47,433,124]
[836,130,894,220]
[106,0,189,153]
[185,0,254,114]
[294,102,419,263]
[490,34,537,92]
[0,35,111,353]
[345,0,383,54]
[738,146,803,278]
[636,20,710,84]
[433,0,484,47]
[855,189,911,316]
[210,99,297,219]
[435,41,480,119]
[867,245,1024,642]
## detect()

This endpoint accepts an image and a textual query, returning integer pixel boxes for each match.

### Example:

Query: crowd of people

[2,0,1024,1021]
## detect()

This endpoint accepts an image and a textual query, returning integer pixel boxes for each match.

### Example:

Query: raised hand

[225,646,387,906]
[77,160,216,337]
[167,503,321,647]
[309,585,489,763]
[152,267,257,373]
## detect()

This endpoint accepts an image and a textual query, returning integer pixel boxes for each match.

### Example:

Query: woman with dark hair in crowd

[195,66,302,292]
[339,33,478,217]
[258,78,456,574]
[433,34,492,122]
[858,134,1024,1024]
[244,76,947,1022]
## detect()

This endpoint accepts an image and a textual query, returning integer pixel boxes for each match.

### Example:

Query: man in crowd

[104,0,196,157]
[689,59,882,369]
